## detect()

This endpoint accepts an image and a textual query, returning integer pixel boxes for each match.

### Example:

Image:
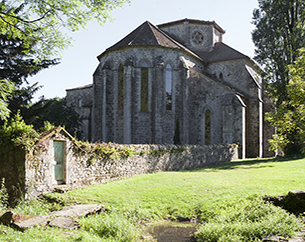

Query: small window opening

[165,64,172,110]
[219,73,223,81]
[118,64,124,110]
[205,109,211,145]
[141,62,149,112]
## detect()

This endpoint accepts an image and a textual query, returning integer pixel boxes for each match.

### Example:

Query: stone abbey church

[66,18,274,159]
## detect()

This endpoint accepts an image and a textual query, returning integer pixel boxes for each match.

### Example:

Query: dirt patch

[148,223,198,242]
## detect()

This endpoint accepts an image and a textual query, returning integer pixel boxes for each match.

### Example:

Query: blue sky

[28,0,259,101]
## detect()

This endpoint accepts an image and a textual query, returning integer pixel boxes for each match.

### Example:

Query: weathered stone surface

[262,235,280,241]
[288,237,305,242]
[49,204,103,217]
[26,132,239,199]
[289,190,305,199]
[49,217,80,229]
[0,211,19,225]
[14,216,50,228]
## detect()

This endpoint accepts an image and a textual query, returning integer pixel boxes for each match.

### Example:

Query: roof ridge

[146,21,160,45]
[127,21,147,46]
[157,18,226,34]
[150,22,204,59]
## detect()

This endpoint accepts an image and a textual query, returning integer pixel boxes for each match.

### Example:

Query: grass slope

[0,156,304,241]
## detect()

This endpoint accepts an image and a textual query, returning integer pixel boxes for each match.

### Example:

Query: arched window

[141,62,149,112]
[118,64,124,110]
[205,109,211,145]
[165,64,172,110]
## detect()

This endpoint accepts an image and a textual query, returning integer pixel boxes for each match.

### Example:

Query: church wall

[245,99,261,158]
[159,24,186,46]
[213,28,222,43]
[159,22,215,52]
[93,47,201,145]
[187,69,244,147]
[66,86,93,141]
[133,66,152,144]
[104,69,116,142]
[206,59,259,98]
[206,59,265,158]
[188,23,213,52]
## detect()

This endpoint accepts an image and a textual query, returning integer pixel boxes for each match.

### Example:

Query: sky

[28,0,259,101]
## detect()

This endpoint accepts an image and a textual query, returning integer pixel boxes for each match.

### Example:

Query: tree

[0,0,127,124]
[0,0,129,59]
[31,97,82,138]
[267,49,305,154]
[0,34,58,87]
[0,79,14,120]
[252,0,305,154]
[0,33,58,122]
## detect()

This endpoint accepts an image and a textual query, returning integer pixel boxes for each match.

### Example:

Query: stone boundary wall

[25,134,238,198]
[69,144,238,188]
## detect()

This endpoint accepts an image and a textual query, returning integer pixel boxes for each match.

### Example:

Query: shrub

[195,198,302,242]
[0,112,38,151]
[79,212,140,242]
[0,178,8,211]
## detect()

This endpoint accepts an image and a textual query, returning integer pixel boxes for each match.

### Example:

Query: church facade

[66,19,274,158]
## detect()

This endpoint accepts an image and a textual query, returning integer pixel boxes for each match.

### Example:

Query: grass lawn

[0,155,305,241]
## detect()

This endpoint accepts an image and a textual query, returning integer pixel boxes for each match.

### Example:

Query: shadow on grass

[181,154,305,173]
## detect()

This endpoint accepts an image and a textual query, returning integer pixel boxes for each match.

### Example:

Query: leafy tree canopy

[0,79,14,120]
[0,34,58,86]
[252,0,305,154]
[252,0,305,103]
[267,49,305,154]
[0,0,127,122]
[0,33,58,121]
[30,97,81,138]
[0,0,128,59]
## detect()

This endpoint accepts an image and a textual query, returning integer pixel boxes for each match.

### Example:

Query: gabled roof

[66,84,93,92]
[38,127,76,143]
[157,18,226,34]
[97,21,202,61]
[97,19,251,67]
[189,67,246,107]
[194,42,248,63]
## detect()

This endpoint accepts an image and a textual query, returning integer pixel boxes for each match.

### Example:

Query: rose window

[192,31,204,44]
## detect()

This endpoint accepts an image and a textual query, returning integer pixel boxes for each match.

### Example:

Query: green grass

[1,156,305,241]
[49,156,305,220]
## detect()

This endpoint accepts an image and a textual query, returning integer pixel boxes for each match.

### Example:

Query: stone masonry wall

[68,144,238,188]
[25,132,238,198]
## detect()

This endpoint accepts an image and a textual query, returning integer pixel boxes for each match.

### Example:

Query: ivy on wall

[75,141,138,164]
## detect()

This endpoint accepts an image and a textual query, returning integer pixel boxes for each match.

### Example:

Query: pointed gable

[97,21,202,61]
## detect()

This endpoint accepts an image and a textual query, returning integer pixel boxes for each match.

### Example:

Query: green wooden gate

[53,141,64,183]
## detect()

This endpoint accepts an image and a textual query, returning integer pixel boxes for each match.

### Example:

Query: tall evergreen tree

[0,34,58,87]
[0,34,58,123]
[0,0,128,120]
[0,34,57,121]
